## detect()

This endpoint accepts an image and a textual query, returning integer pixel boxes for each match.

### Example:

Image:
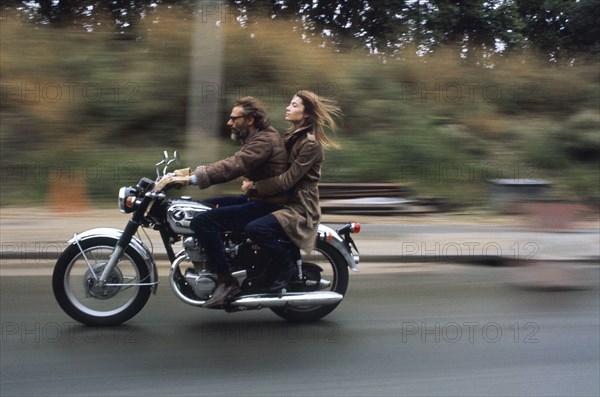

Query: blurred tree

[3,0,597,59]
[298,0,403,54]
[234,0,598,60]
[3,0,196,34]
[568,0,600,55]
[516,0,574,59]
[515,0,600,59]
[425,0,525,60]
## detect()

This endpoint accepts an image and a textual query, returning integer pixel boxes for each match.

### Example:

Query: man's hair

[234,96,271,131]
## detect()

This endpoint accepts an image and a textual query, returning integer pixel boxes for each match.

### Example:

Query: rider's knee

[190,212,212,233]
[244,219,259,238]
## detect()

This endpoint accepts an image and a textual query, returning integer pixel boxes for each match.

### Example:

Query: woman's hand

[241,179,255,194]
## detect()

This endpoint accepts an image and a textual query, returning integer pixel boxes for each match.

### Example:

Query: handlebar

[155,150,181,181]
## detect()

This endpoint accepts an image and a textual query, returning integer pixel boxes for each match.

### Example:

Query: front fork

[98,220,140,283]
[96,195,154,285]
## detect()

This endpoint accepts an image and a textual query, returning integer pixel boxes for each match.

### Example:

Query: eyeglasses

[228,115,246,122]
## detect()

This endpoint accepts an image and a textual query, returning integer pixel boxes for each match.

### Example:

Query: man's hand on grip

[155,175,191,192]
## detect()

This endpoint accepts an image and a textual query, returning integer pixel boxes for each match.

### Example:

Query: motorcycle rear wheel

[52,237,152,326]
[270,239,349,322]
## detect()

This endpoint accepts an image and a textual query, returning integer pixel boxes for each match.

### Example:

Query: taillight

[337,222,361,236]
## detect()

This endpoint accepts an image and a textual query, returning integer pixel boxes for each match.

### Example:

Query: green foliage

[1,9,598,208]
[7,0,599,60]
[516,0,600,59]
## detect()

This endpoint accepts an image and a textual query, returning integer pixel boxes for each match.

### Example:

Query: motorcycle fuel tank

[167,198,211,234]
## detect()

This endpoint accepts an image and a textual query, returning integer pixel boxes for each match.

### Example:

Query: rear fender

[317,225,359,272]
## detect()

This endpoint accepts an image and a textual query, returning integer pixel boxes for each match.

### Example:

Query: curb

[2,250,598,266]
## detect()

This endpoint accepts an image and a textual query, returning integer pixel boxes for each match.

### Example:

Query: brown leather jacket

[193,126,288,204]
[254,126,323,251]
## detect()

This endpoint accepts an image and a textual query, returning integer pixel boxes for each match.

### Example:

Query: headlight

[118,186,138,213]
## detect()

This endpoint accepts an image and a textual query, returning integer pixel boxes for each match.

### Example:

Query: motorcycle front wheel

[52,237,152,326]
[270,239,349,322]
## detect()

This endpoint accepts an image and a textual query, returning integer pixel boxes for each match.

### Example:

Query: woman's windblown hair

[294,90,343,149]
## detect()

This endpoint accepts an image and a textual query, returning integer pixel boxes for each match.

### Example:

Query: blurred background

[0,0,598,214]
[1,4,598,395]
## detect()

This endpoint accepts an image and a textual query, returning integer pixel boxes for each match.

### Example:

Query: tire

[271,239,349,322]
[52,237,152,326]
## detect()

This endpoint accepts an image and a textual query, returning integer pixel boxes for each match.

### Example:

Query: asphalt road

[1,264,599,396]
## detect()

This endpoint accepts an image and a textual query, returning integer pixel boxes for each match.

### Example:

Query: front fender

[68,227,159,293]
[317,224,359,272]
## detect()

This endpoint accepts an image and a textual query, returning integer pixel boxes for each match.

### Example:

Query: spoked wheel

[270,239,349,322]
[52,237,152,326]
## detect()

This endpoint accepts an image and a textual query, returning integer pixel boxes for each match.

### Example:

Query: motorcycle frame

[70,212,357,298]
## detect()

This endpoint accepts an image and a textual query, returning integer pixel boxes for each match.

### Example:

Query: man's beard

[230,125,248,142]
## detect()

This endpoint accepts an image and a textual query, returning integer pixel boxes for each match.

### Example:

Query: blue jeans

[245,214,300,272]
[190,195,281,274]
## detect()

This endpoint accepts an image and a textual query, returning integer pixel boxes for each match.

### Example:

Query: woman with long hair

[242,90,343,292]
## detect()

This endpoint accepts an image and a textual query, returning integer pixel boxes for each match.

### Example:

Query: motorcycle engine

[184,270,216,300]
[178,237,215,299]
[172,234,252,302]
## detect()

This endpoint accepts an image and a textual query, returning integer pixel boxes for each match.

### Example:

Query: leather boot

[267,257,298,293]
[203,273,241,308]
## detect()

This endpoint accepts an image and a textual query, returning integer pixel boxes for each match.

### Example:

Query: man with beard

[156,97,287,307]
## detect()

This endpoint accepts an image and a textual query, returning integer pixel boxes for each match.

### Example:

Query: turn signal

[350,222,361,233]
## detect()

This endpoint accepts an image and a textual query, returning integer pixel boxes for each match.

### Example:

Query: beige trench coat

[254,126,323,251]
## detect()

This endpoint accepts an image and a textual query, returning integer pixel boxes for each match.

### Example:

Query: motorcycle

[52,151,360,326]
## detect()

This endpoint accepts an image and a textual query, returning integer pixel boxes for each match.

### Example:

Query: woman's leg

[245,214,298,292]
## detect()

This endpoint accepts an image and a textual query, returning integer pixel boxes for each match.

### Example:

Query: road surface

[1,263,599,396]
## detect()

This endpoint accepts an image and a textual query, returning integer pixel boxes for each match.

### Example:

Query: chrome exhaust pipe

[170,254,343,309]
[229,291,343,309]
